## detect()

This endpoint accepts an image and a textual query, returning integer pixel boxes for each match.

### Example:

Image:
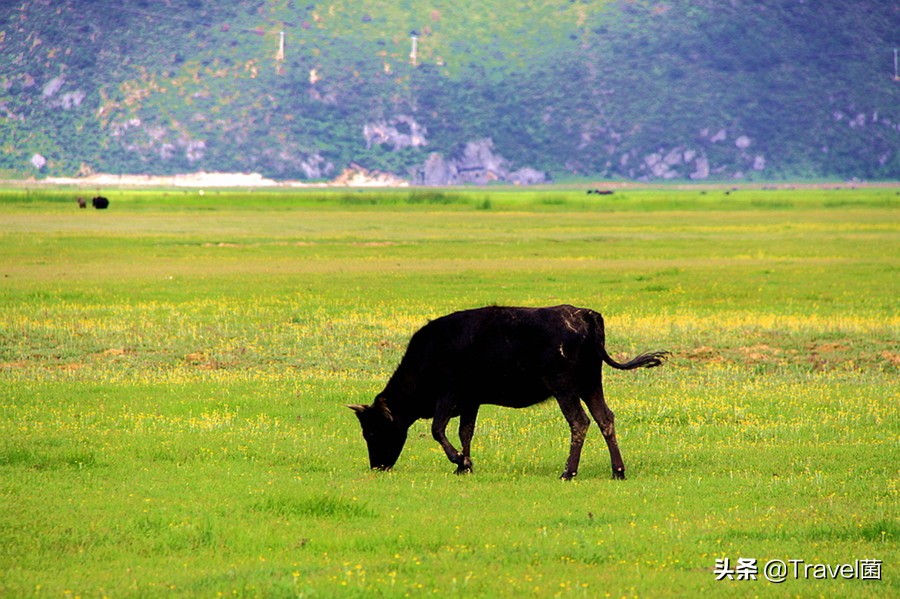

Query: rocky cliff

[413,139,548,186]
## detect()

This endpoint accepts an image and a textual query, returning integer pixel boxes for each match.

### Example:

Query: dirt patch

[811,342,850,353]
[684,346,722,363]
[678,339,897,371]
[880,351,900,366]
[184,351,234,370]
[100,348,133,357]
[184,351,208,363]
[0,361,28,369]
[739,344,784,362]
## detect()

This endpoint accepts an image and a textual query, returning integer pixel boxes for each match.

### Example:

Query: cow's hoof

[612,468,626,480]
[454,456,472,474]
[560,471,576,481]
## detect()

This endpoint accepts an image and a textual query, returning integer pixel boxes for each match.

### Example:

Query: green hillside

[1,0,897,182]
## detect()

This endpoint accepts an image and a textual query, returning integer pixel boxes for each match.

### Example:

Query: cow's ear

[347,404,368,414]
[376,396,394,422]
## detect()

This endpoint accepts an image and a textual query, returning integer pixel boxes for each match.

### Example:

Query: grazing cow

[77,197,86,209]
[349,305,668,480]
[91,196,109,209]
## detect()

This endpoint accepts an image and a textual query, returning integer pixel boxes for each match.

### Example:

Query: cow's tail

[602,348,669,370]
[589,310,669,370]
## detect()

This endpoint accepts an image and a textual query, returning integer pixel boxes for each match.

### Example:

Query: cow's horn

[347,404,368,414]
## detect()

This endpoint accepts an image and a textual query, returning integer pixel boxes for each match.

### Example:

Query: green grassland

[0,186,897,597]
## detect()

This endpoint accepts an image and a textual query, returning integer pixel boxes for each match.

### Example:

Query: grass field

[0,186,897,597]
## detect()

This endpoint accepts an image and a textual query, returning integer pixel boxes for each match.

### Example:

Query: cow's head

[348,397,407,470]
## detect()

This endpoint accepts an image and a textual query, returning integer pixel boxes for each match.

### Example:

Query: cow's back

[392,305,599,409]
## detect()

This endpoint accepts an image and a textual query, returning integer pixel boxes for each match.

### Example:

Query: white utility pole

[894,48,899,81]
[276,31,285,61]
[410,31,418,66]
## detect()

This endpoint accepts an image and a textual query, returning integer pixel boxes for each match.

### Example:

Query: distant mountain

[1,0,897,182]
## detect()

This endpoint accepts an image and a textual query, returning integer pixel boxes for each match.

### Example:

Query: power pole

[276,30,285,61]
[409,30,418,66]
[894,48,899,81]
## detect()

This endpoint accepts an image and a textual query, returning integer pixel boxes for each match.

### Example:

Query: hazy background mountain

[1,0,898,182]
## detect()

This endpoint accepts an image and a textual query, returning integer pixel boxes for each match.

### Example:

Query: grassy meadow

[0,185,897,597]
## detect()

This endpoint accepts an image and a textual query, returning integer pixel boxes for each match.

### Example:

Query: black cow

[349,305,668,480]
[91,196,109,209]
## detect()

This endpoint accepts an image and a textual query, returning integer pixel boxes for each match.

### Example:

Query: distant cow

[91,196,109,209]
[349,305,668,480]
[587,189,614,195]
[77,197,86,209]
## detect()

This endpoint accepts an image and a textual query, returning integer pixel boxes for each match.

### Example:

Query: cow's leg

[432,399,467,472]
[456,407,478,474]
[583,379,626,479]
[555,394,590,481]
